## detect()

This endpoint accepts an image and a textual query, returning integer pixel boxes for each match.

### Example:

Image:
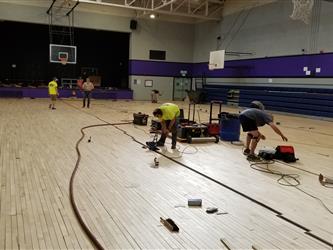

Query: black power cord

[249,160,301,187]
[249,160,333,215]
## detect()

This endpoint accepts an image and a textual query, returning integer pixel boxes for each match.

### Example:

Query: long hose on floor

[70,122,132,250]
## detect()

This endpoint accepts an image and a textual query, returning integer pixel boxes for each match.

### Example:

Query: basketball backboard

[49,44,77,64]
[209,50,225,70]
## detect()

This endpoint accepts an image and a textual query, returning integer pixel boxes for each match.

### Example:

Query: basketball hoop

[290,0,314,24]
[209,50,225,70]
[60,58,68,65]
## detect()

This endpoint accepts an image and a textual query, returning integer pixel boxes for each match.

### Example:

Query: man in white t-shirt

[82,78,94,108]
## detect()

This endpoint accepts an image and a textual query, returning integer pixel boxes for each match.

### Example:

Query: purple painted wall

[129,53,333,78]
[0,87,133,99]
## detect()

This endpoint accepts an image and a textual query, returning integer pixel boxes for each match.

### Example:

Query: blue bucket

[220,113,240,141]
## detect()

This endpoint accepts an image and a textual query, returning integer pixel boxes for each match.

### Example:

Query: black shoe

[243,148,250,155]
[146,141,159,151]
[51,107,56,110]
[156,141,165,147]
[171,145,176,149]
[247,154,261,162]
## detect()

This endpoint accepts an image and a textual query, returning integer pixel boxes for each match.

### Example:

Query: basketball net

[290,0,314,24]
[60,58,68,65]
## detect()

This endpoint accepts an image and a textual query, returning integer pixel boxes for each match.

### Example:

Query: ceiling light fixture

[149,13,156,19]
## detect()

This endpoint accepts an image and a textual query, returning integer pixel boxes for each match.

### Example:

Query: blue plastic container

[220,113,240,141]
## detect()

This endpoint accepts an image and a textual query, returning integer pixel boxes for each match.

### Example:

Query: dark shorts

[49,94,57,101]
[239,114,258,132]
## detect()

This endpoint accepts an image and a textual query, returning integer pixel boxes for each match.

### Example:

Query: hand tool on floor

[319,174,333,185]
[206,207,218,214]
[154,157,159,167]
[160,217,179,232]
[220,238,232,250]
[188,198,202,206]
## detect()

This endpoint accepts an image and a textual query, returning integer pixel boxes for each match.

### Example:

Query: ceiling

[2,0,278,23]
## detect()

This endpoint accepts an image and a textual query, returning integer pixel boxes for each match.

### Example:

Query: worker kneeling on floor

[153,103,180,149]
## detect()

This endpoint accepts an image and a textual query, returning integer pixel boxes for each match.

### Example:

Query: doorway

[173,77,192,101]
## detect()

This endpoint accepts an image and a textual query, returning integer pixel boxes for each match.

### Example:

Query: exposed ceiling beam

[125,0,136,6]
[77,0,151,11]
[208,4,223,16]
[192,0,205,14]
[172,0,186,12]
[76,0,223,20]
[154,0,177,11]
[154,8,221,20]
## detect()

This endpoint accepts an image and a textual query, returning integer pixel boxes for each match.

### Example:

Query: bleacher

[202,85,333,118]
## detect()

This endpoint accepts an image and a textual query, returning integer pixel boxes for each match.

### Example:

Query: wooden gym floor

[0,98,332,249]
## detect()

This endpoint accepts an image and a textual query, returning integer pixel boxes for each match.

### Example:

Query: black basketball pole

[46,0,57,14]
[66,1,80,16]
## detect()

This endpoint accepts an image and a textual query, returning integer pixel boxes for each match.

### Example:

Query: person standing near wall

[48,77,58,110]
[82,78,94,108]
[153,103,180,149]
[239,101,288,161]
[151,89,161,103]
[77,76,84,90]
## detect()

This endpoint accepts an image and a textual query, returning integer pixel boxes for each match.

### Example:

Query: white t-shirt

[82,81,94,91]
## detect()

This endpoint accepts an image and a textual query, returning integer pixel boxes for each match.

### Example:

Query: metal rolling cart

[177,98,219,144]
[206,100,223,136]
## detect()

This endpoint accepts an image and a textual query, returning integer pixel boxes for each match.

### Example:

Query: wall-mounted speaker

[130,20,137,30]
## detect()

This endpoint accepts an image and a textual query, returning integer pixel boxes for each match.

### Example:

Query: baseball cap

[250,100,265,110]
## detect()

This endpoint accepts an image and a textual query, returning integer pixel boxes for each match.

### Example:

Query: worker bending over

[153,103,180,149]
[239,101,288,161]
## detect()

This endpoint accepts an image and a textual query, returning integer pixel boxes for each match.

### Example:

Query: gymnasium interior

[0,0,332,249]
